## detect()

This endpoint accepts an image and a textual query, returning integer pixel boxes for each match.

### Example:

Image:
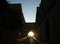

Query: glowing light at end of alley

[28,31,34,37]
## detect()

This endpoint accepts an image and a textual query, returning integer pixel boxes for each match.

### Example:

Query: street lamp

[28,31,34,37]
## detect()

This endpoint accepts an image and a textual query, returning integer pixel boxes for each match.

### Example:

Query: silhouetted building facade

[25,23,36,32]
[8,4,25,31]
[0,0,25,44]
[36,6,47,42]
[36,0,60,44]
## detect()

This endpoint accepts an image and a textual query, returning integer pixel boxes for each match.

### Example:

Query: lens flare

[28,31,34,37]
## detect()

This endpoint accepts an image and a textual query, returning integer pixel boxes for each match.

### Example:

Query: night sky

[7,0,41,23]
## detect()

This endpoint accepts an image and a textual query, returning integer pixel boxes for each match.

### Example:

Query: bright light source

[28,31,34,37]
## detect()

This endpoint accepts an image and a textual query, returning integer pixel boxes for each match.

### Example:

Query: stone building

[36,0,60,44]
[0,0,25,44]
